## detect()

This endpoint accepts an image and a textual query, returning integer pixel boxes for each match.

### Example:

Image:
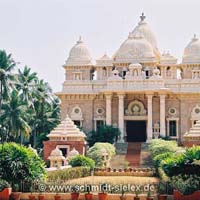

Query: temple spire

[140,12,146,21]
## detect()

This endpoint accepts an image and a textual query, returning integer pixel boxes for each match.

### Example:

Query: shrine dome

[113,32,155,63]
[183,35,200,64]
[65,37,92,66]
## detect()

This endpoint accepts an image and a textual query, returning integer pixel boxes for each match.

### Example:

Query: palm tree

[30,79,60,147]
[17,66,37,107]
[0,50,16,111]
[0,91,31,144]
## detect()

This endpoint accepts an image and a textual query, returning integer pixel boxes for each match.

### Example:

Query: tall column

[105,94,112,125]
[147,94,153,142]
[160,94,166,137]
[118,93,125,142]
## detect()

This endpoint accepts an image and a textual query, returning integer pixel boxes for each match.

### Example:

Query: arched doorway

[124,100,147,142]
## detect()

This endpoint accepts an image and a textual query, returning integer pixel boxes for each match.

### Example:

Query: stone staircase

[115,142,128,154]
[125,142,142,167]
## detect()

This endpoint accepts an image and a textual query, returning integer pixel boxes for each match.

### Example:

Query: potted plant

[29,186,36,200]
[54,193,61,200]
[120,188,127,200]
[134,189,141,200]
[71,185,80,200]
[85,184,93,200]
[0,179,12,200]
[38,192,45,200]
[157,182,168,200]
[98,183,107,200]
[146,190,154,200]
[10,184,21,200]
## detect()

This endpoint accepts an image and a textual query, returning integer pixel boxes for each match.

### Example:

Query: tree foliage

[86,125,120,147]
[0,142,46,187]
[68,155,95,169]
[87,142,116,167]
[0,50,60,147]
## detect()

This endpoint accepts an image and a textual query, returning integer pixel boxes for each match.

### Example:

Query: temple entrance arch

[124,100,147,142]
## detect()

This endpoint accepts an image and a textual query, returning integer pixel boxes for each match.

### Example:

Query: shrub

[170,175,200,195]
[68,155,95,169]
[87,125,120,147]
[153,152,173,168]
[0,142,46,187]
[87,143,116,167]
[0,179,10,191]
[184,145,200,161]
[149,139,180,158]
[47,167,91,182]
[160,146,200,177]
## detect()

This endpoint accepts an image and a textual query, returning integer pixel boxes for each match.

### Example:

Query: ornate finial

[77,35,83,43]
[192,34,198,41]
[140,12,146,21]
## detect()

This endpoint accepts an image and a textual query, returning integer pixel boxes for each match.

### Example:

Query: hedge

[47,167,91,182]
[68,155,95,169]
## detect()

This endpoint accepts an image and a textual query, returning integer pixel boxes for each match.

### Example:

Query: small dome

[68,147,79,158]
[100,148,108,155]
[96,53,113,66]
[160,51,177,65]
[65,36,92,66]
[114,32,155,63]
[50,147,63,157]
[28,144,38,155]
[183,35,200,64]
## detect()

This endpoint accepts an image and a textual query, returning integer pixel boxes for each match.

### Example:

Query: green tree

[30,80,60,147]
[0,142,46,188]
[17,66,37,107]
[0,91,31,144]
[87,125,120,147]
[0,50,16,114]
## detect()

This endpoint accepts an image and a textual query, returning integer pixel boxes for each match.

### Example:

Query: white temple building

[56,13,200,146]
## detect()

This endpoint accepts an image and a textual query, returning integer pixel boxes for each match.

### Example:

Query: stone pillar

[160,94,166,137]
[105,94,112,125]
[147,94,153,142]
[118,93,125,142]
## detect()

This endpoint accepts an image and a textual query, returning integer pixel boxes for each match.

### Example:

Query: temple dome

[132,13,160,59]
[50,147,63,157]
[65,37,92,66]
[68,147,79,158]
[113,32,155,63]
[132,14,157,48]
[183,35,200,64]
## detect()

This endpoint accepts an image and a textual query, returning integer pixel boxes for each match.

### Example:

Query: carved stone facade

[56,14,200,144]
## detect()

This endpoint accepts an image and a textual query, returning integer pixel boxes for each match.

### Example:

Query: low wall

[94,168,155,177]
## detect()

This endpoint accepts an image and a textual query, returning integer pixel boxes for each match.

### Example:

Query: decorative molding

[125,100,147,116]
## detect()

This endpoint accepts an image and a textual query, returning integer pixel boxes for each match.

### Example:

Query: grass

[65,176,159,185]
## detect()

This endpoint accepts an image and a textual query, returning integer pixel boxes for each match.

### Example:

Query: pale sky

[0,0,200,92]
